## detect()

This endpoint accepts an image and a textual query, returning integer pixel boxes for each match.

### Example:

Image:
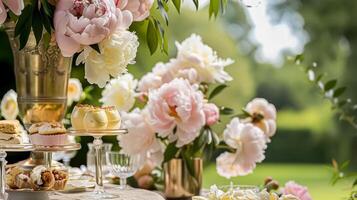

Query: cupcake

[71,104,93,130]
[52,169,68,190]
[83,107,108,130]
[29,122,69,146]
[103,106,121,129]
[30,166,55,191]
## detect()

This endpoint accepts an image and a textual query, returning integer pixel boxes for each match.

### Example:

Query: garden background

[1,1,356,199]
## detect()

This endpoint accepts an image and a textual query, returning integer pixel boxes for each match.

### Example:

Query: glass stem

[0,151,7,200]
[93,136,104,194]
[44,152,52,168]
[119,178,127,189]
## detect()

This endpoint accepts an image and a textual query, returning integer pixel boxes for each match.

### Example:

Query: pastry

[83,107,108,130]
[0,120,26,145]
[0,120,21,133]
[30,166,55,190]
[71,104,93,130]
[6,167,23,189]
[29,122,69,146]
[103,106,121,129]
[52,169,68,190]
[15,174,32,189]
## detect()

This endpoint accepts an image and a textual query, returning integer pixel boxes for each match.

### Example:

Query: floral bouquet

[98,34,278,180]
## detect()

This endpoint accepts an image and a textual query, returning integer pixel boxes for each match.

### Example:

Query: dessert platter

[0,120,81,200]
[67,105,127,199]
[0,104,127,200]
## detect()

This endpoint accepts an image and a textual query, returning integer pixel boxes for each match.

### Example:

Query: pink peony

[119,109,163,166]
[216,118,267,178]
[203,103,220,126]
[146,78,205,147]
[283,181,312,200]
[245,98,277,140]
[0,0,24,24]
[116,0,154,21]
[138,62,168,94]
[54,0,133,57]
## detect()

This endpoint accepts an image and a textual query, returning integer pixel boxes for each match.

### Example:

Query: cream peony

[67,78,83,106]
[54,0,133,57]
[217,118,266,178]
[174,34,234,84]
[0,0,24,24]
[118,108,164,166]
[116,0,154,21]
[76,29,139,87]
[100,73,137,112]
[146,78,205,147]
[1,90,19,120]
[245,98,277,140]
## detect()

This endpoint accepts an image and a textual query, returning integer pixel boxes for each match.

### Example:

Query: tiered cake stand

[4,143,81,200]
[0,143,34,200]
[68,129,127,199]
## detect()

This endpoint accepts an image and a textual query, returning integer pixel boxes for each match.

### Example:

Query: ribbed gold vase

[5,23,72,128]
[164,158,203,199]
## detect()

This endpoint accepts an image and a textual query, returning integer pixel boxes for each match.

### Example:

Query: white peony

[174,34,234,84]
[1,90,19,120]
[76,29,139,88]
[118,108,164,166]
[67,78,83,106]
[245,98,277,141]
[217,118,267,178]
[100,73,138,112]
[137,62,169,93]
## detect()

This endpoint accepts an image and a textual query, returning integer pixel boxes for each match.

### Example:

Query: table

[51,185,165,200]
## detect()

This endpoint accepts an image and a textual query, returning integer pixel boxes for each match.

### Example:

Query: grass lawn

[203,163,351,200]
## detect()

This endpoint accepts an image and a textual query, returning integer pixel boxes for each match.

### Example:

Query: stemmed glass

[106,152,141,189]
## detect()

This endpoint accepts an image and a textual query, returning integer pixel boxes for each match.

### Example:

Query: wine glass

[106,152,141,189]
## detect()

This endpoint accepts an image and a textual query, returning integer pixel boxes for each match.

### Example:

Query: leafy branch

[292,54,357,129]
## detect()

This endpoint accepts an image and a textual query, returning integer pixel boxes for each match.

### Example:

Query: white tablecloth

[7,185,165,200]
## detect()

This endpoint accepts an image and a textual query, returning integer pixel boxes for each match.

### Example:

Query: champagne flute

[106,152,141,189]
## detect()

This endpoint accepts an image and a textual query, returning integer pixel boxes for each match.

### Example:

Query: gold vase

[5,23,72,128]
[164,158,203,199]
[5,23,72,168]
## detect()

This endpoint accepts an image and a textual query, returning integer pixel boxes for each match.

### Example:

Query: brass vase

[5,23,72,128]
[5,23,72,168]
[164,158,203,199]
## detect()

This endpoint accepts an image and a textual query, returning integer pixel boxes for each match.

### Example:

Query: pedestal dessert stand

[6,143,81,200]
[0,144,34,200]
[68,129,127,199]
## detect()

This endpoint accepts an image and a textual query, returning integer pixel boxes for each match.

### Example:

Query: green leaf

[146,19,159,55]
[333,87,347,98]
[157,0,169,25]
[32,9,43,45]
[211,131,220,146]
[294,54,304,64]
[40,0,53,16]
[163,142,179,163]
[209,0,219,18]
[15,5,33,37]
[40,6,52,34]
[172,0,181,13]
[42,32,51,49]
[220,107,234,115]
[208,84,227,100]
[90,44,101,54]
[324,79,337,91]
[192,0,199,10]
[182,152,195,177]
